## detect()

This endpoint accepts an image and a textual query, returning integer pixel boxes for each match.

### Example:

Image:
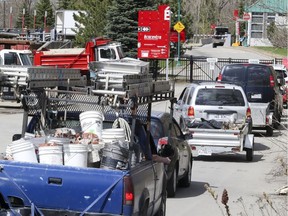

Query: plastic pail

[100,141,129,170]
[9,140,38,163]
[38,145,63,165]
[102,128,125,143]
[63,144,88,167]
[80,111,103,139]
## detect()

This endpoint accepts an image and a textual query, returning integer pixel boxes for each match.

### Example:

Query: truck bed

[0,160,125,215]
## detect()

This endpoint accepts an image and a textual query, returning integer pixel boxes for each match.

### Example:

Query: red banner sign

[138,5,171,59]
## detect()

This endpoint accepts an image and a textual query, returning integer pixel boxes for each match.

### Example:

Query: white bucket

[9,140,38,163]
[63,144,88,167]
[79,111,104,139]
[38,145,63,165]
[102,128,126,143]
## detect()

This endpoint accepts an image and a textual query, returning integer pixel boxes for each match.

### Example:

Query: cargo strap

[80,171,128,216]
[0,165,44,216]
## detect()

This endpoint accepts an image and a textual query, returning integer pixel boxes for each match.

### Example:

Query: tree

[73,0,111,46]
[35,0,54,30]
[15,1,33,29]
[57,0,81,10]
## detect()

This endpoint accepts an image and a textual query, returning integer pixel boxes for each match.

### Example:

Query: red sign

[170,29,186,43]
[138,5,171,59]
[233,9,239,20]
[243,13,251,21]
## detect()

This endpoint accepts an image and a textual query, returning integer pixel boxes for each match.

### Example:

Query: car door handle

[48,177,62,185]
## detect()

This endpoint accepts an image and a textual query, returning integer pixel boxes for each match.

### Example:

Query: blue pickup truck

[0,82,175,215]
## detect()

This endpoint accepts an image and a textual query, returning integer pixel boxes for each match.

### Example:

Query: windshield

[20,53,32,65]
[195,88,245,106]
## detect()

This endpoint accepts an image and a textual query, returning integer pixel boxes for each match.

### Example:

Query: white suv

[174,82,252,131]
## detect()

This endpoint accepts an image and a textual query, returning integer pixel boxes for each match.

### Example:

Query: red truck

[33,37,125,79]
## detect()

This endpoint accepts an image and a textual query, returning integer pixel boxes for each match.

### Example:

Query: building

[246,0,287,46]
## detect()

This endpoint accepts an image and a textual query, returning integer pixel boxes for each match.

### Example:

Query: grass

[253,47,287,57]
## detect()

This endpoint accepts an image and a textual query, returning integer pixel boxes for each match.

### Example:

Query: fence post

[189,55,193,83]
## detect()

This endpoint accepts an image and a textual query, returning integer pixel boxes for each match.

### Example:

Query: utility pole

[177,0,181,65]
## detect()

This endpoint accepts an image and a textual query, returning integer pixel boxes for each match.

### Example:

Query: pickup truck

[0,64,174,215]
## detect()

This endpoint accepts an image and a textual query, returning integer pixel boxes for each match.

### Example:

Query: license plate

[198,148,212,156]
[213,114,227,119]
[251,94,262,99]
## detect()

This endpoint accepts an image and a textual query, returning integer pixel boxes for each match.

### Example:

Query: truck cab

[0,49,32,66]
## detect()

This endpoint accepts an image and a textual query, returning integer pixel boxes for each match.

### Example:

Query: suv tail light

[269,75,275,87]
[188,106,195,117]
[124,176,134,205]
[246,107,251,118]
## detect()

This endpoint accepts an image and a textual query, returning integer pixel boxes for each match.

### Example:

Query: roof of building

[246,0,287,13]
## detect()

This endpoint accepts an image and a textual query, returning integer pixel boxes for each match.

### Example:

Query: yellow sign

[173,21,185,33]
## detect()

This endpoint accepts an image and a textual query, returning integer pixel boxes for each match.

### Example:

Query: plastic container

[63,144,88,167]
[38,145,63,165]
[100,141,129,170]
[9,139,38,163]
[79,111,104,139]
[102,128,126,143]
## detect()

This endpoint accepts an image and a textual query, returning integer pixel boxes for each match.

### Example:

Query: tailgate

[249,102,270,126]
[0,160,125,214]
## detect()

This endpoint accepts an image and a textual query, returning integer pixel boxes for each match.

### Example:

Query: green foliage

[16,3,33,29]
[73,0,111,47]
[105,0,156,57]
[57,0,80,10]
[35,0,54,29]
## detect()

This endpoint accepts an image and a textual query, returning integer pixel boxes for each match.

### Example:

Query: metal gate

[149,57,283,82]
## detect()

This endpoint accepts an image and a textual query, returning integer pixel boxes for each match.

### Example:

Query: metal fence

[148,57,284,82]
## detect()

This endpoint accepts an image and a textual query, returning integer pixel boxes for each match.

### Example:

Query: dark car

[218,63,283,128]
[151,111,193,197]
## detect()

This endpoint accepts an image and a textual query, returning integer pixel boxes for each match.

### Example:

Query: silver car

[174,82,252,131]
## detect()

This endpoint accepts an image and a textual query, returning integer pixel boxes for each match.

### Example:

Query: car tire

[178,160,192,187]
[167,168,177,197]
[266,126,273,136]
[212,43,217,48]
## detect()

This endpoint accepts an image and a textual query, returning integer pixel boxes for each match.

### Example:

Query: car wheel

[155,190,167,216]
[167,168,177,197]
[212,43,217,48]
[266,126,273,136]
[178,160,192,187]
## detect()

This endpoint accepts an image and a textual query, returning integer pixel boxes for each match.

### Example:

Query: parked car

[217,63,283,134]
[174,82,252,133]
[151,111,193,198]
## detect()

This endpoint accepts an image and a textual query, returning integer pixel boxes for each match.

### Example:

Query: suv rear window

[221,65,245,82]
[247,65,271,86]
[195,88,245,106]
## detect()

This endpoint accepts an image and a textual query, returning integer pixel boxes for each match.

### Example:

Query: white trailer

[55,10,86,37]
